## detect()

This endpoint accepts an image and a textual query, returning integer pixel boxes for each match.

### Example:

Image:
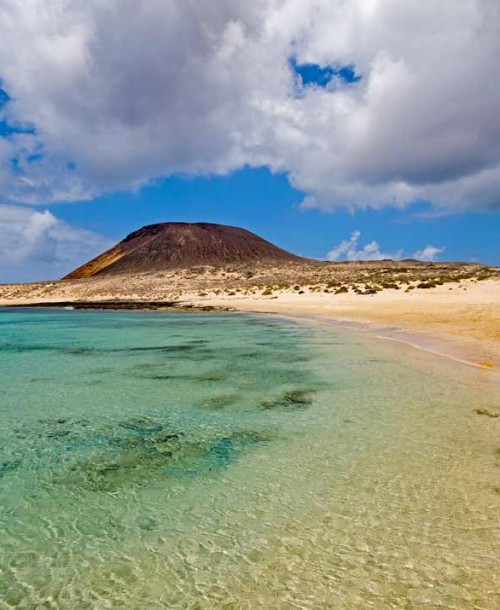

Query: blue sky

[0,2,499,282]
[55,167,499,265]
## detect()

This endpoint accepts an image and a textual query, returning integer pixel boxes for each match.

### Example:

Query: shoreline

[1,277,499,374]
[4,295,500,378]
[258,311,500,376]
[188,279,500,373]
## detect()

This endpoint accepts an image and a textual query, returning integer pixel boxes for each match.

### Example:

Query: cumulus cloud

[0,205,112,282]
[327,230,444,262]
[412,245,445,262]
[326,230,403,261]
[0,1,499,209]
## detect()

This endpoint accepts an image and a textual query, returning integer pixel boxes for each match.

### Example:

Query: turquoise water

[0,309,498,609]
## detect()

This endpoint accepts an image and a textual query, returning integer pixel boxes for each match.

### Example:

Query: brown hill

[63,222,306,279]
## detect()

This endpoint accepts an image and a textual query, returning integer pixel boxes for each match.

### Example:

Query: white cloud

[412,245,445,262]
[326,230,403,261]
[0,1,499,210]
[327,230,444,262]
[0,205,112,282]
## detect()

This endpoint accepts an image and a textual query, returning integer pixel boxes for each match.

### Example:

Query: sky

[0,0,499,282]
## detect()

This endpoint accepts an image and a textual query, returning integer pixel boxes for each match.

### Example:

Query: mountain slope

[63,222,305,279]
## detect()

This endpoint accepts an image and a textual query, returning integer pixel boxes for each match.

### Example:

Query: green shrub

[476,271,492,281]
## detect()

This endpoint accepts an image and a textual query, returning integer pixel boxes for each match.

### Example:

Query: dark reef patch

[131,372,194,380]
[0,460,21,479]
[54,343,218,360]
[0,343,56,353]
[62,347,96,355]
[12,414,272,492]
[127,344,199,353]
[475,408,499,418]
[208,431,271,468]
[260,389,314,410]
[128,369,227,382]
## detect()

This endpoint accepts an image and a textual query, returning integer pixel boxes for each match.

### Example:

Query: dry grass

[0,260,498,305]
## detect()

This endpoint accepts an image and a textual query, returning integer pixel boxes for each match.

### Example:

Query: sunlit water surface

[0,309,498,609]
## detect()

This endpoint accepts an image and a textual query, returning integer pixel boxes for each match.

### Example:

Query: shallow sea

[0,308,498,609]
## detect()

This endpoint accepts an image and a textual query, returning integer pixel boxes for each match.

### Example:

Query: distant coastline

[1,300,233,312]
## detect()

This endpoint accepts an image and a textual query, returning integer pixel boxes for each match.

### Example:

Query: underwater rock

[0,460,21,479]
[47,429,71,438]
[53,415,273,492]
[119,417,165,433]
[475,408,499,418]
[259,389,314,410]
[11,417,89,444]
[150,430,183,444]
[92,462,121,475]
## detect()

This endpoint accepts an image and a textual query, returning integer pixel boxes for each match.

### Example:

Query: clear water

[0,309,498,609]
